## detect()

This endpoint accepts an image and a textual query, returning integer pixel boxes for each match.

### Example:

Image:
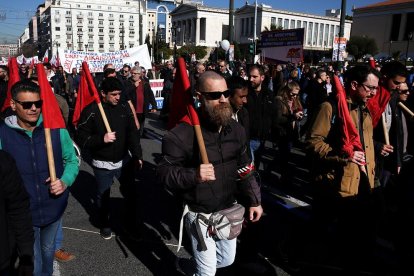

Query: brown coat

[306,100,375,197]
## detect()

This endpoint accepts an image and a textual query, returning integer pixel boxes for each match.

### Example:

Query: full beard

[204,101,233,127]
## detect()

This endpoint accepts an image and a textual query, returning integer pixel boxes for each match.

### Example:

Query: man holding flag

[0,80,79,276]
[306,65,380,273]
[75,77,143,240]
[158,68,262,275]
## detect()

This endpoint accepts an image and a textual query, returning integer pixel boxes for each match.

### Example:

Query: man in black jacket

[246,65,275,170]
[158,71,262,275]
[0,150,33,276]
[228,76,250,142]
[125,66,157,136]
[76,77,143,240]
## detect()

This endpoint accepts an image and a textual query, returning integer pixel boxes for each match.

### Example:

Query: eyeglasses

[131,72,140,75]
[290,92,299,97]
[123,70,129,74]
[14,99,43,109]
[199,90,230,100]
[359,83,378,92]
[219,65,225,68]
[399,89,410,94]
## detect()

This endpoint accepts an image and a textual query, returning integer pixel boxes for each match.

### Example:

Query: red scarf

[135,81,144,114]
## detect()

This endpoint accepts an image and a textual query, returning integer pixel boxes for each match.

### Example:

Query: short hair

[101,77,123,93]
[122,64,131,70]
[344,65,381,92]
[103,63,114,70]
[315,68,326,79]
[0,65,8,73]
[131,66,142,74]
[11,80,40,100]
[227,76,248,97]
[195,71,224,92]
[43,62,52,70]
[104,68,116,78]
[380,61,407,79]
[249,65,264,76]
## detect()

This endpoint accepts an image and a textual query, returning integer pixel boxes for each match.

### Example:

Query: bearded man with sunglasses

[158,71,262,275]
[0,80,79,276]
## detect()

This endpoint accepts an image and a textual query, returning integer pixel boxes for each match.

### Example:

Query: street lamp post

[172,25,180,65]
[405,32,413,66]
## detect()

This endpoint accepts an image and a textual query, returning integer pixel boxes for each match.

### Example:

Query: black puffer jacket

[246,86,275,140]
[76,101,142,162]
[0,150,33,271]
[157,118,261,214]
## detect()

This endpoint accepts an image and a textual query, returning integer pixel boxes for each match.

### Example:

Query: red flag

[167,57,200,129]
[36,63,65,129]
[366,57,390,127]
[1,57,20,112]
[81,61,101,103]
[334,75,364,158]
[72,62,101,127]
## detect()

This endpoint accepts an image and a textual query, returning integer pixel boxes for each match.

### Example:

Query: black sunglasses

[14,99,43,109]
[399,89,410,94]
[200,90,230,100]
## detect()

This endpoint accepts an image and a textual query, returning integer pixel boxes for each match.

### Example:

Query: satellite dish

[220,40,230,51]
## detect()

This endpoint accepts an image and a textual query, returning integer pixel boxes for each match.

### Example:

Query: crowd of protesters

[0,55,414,276]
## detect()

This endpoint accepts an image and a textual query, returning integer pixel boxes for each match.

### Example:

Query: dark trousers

[137,113,145,136]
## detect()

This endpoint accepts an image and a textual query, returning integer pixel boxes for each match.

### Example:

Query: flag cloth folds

[72,62,101,127]
[334,75,364,158]
[366,59,390,128]
[167,57,199,130]
[36,63,66,129]
[1,57,20,112]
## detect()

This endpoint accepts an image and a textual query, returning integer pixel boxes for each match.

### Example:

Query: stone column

[195,17,200,45]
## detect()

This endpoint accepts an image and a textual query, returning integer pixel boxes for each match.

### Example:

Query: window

[319,23,324,46]
[313,23,318,45]
[99,13,103,16]
[88,12,92,16]
[78,28,83,32]
[278,18,282,28]
[120,15,124,18]
[67,35,72,39]
[99,44,104,49]
[324,24,329,46]
[130,15,134,19]
[129,31,135,34]
[87,5,91,8]
[66,10,71,14]
[109,30,115,33]
[109,22,114,26]
[329,24,334,46]
[284,19,289,29]
[55,11,60,15]
[109,14,113,17]
[290,20,295,29]
[99,28,103,33]
[78,20,82,24]
[110,36,114,41]
[129,22,133,26]
[89,20,93,24]
[108,7,112,10]
[67,27,72,31]
[126,2,130,4]
[66,19,71,23]
[271,17,276,27]
[55,27,61,31]
[88,28,93,32]
[56,35,60,39]
[303,21,307,43]
[307,22,312,45]
[76,4,80,8]
[297,20,301,28]
[89,35,93,39]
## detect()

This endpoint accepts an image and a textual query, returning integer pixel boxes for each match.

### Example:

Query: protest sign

[149,79,164,109]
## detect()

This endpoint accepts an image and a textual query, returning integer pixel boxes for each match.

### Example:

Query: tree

[346,35,378,61]
[177,45,207,61]
[264,24,282,32]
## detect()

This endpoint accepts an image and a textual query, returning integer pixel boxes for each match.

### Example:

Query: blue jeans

[33,218,61,276]
[93,167,122,228]
[250,139,265,169]
[185,211,237,276]
[55,219,63,250]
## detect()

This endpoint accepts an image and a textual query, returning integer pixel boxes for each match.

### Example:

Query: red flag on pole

[1,57,20,112]
[366,58,390,128]
[72,62,101,127]
[36,63,65,129]
[333,75,364,157]
[167,57,200,130]
[81,61,101,103]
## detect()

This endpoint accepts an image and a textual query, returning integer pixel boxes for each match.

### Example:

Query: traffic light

[249,43,254,54]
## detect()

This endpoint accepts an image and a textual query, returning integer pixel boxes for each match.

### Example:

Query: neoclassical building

[169,2,352,51]
[170,3,230,48]
[352,0,414,58]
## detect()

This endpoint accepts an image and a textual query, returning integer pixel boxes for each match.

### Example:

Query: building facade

[29,0,147,58]
[0,44,19,57]
[170,3,230,48]
[169,2,352,52]
[235,4,352,51]
[352,0,414,58]
[146,0,177,46]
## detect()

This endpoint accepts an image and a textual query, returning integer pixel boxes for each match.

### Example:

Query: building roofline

[354,0,414,12]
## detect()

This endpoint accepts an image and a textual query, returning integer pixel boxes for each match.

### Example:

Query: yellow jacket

[306,99,376,197]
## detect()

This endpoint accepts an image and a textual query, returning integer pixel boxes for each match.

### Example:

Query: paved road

[55,113,397,275]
